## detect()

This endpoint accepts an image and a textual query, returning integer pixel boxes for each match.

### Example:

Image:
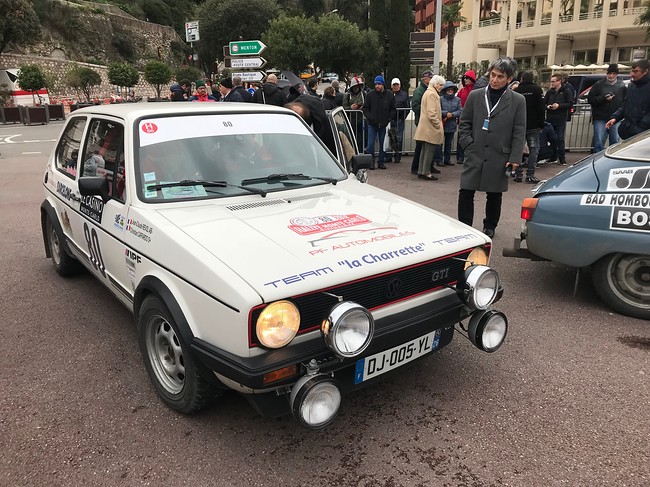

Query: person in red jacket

[455,70,475,164]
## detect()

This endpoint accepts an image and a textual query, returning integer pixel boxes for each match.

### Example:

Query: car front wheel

[138,295,221,413]
[592,253,650,320]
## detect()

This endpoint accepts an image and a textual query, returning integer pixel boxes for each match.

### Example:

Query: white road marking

[22,151,42,154]
[3,135,21,143]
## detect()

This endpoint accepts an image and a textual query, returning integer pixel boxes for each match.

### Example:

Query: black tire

[46,216,82,277]
[592,253,650,320]
[138,295,221,413]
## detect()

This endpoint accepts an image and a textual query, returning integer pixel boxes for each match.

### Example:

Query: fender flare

[40,200,72,259]
[133,275,195,347]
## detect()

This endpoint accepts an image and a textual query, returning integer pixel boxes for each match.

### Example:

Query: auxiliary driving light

[322,302,374,358]
[468,310,508,353]
[290,374,341,429]
[457,265,500,310]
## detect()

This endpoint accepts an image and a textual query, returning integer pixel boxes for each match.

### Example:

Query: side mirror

[350,154,373,173]
[79,177,111,203]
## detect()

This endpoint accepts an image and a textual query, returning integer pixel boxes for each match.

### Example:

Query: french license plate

[353,329,441,384]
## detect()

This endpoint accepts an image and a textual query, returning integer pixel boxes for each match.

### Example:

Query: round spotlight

[290,375,341,429]
[468,310,508,353]
[256,300,300,348]
[458,265,500,310]
[322,302,374,358]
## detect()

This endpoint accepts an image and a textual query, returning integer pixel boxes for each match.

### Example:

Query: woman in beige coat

[414,75,445,180]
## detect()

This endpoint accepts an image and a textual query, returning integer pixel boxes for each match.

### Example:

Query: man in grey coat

[457,57,526,238]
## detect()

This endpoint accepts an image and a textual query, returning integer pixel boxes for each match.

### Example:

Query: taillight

[521,198,538,221]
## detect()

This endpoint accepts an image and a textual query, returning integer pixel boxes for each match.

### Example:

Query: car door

[327,106,359,172]
[69,116,134,307]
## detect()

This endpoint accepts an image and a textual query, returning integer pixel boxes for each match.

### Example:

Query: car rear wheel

[138,295,221,413]
[46,216,82,276]
[592,253,650,320]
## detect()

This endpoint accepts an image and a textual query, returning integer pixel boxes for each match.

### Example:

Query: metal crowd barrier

[345,104,597,157]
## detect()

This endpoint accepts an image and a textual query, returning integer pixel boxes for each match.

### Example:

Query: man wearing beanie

[189,80,218,102]
[362,75,396,169]
[386,78,410,163]
[588,63,626,152]
[218,77,244,102]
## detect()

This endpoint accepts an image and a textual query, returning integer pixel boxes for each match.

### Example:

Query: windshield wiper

[241,173,338,186]
[146,179,267,197]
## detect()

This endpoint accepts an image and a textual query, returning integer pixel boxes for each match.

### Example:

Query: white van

[0,68,50,106]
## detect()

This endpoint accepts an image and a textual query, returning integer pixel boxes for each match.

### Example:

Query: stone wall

[0,53,158,101]
[0,1,189,102]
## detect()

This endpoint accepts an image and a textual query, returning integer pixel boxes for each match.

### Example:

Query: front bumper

[191,291,499,418]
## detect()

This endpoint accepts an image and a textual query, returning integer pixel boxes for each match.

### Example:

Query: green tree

[635,0,650,39]
[108,63,139,92]
[175,66,204,84]
[443,1,466,81]
[0,0,41,54]
[17,64,47,105]
[144,60,172,99]
[65,66,102,102]
[196,0,281,75]
[313,14,379,80]
[387,0,410,88]
[263,15,317,73]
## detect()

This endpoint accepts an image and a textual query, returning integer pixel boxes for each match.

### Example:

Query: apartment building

[415,0,649,69]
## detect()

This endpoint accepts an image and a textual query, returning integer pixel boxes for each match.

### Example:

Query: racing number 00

[83,222,106,277]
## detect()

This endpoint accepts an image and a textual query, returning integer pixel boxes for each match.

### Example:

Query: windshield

[136,113,347,202]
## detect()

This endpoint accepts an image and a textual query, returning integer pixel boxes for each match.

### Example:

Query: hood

[463,70,476,82]
[442,81,458,92]
[154,182,488,301]
[262,83,281,95]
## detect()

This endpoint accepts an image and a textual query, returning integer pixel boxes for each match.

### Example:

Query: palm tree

[442,0,466,81]
[635,0,650,39]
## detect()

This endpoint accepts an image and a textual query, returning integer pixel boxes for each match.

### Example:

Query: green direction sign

[229,40,266,56]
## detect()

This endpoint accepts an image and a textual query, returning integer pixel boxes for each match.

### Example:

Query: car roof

[70,102,294,124]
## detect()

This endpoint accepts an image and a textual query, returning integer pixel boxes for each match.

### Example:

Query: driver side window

[82,119,126,201]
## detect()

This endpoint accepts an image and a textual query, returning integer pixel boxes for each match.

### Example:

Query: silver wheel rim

[607,254,650,310]
[145,315,185,394]
[48,222,62,266]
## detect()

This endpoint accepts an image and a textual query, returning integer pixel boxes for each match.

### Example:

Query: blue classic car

[504,131,650,320]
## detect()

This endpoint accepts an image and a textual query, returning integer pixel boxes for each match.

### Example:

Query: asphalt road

[1,121,648,487]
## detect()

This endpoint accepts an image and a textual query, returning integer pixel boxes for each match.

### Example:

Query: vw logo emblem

[385,278,402,299]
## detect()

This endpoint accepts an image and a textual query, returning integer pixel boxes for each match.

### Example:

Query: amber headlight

[256,300,300,348]
[465,246,490,270]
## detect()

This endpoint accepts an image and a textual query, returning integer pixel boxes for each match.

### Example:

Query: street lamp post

[490,8,515,57]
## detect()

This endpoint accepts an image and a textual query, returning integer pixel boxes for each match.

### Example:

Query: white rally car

[41,103,507,429]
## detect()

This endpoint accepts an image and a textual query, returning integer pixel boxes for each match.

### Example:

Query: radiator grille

[250,248,472,347]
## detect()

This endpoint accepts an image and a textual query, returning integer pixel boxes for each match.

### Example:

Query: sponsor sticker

[289,214,371,236]
[80,195,104,223]
[610,207,650,233]
[607,167,650,192]
[126,219,153,243]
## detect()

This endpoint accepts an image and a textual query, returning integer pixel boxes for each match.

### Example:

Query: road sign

[410,49,435,61]
[229,40,266,56]
[229,57,267,69]
[410,32,435,43]
[185,21,199,42]
[230,71,265,82]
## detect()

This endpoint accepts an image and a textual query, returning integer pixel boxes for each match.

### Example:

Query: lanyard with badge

[482,87,503,131]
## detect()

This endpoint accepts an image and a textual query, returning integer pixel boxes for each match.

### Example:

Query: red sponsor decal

[141,122,158,134]
[289,214,371,236]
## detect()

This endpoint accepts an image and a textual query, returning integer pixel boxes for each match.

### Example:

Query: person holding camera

[457,57,526,238]
[588,64,626,153]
